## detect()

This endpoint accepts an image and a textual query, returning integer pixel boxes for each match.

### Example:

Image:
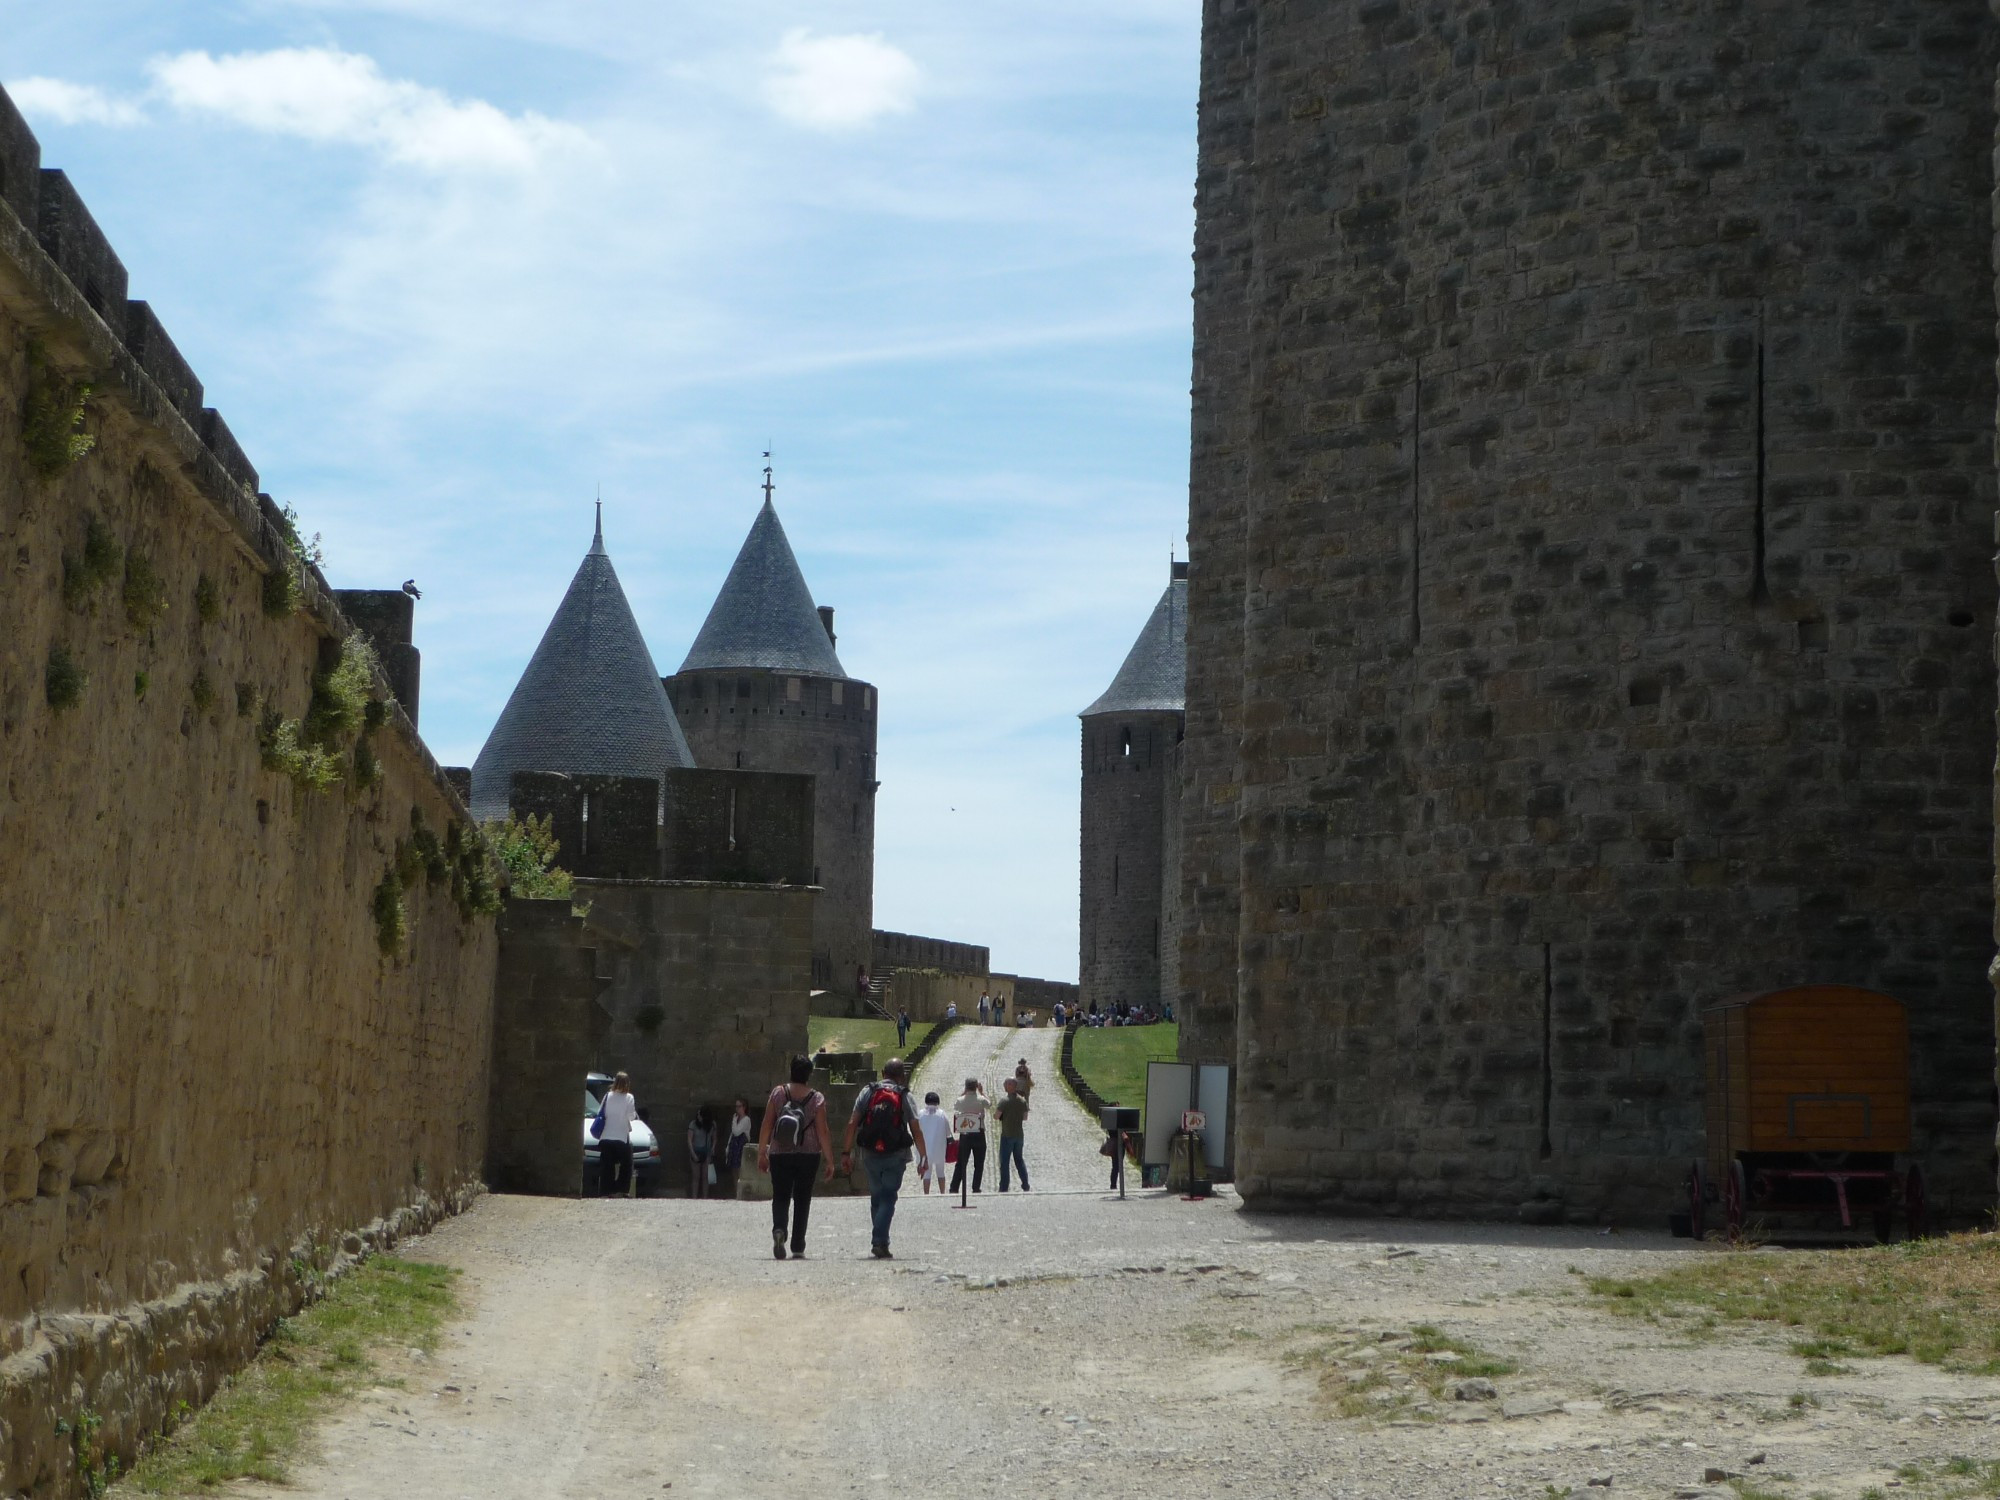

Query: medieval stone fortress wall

[1179,0,2000,1223]
[0,87,499,1484]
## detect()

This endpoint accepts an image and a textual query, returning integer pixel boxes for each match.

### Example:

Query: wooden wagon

[1693,985,1925,1241]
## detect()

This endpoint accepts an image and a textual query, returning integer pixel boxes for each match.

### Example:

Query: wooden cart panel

[1703,985,1909,1173]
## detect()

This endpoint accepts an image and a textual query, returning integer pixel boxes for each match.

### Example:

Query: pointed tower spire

[1081,564,1189,717]
[470,509,694,819]
[678,476,846,677]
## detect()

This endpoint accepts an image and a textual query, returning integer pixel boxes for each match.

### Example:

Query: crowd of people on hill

[1060,998,1173,1028]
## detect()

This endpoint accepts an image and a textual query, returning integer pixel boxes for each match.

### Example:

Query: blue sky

[4,1,1198,983]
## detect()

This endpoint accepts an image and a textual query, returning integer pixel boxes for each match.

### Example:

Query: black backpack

[856,1082,913,1154]
[772,1089,815,1149]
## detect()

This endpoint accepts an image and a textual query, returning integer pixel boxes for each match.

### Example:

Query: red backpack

[856,1082,912,1154]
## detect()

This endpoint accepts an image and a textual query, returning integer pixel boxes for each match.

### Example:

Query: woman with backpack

[758,1054,833,1259]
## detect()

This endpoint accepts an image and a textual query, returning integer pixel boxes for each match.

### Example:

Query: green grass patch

[124,1256,459,1494]
[807,1014,938,1062]
[1861,1457,2000,1500]
[1587,1232,2000,1373]
[1068,1023,1179,1126]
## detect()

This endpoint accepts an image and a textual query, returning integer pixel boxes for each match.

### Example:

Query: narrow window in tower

[1410,363,1423,645]
[1752,304,1771,604]
[786,676,801,702]
[1540,942,1554,1160]
[1121,728,1132,758]
[834,747,842,771]
[580,791,590,860]
[727,787,737,852]
[735,750,743,769]
[831,681,845,706]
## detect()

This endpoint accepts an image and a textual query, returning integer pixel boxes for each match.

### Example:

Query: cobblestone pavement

[209,1193,2000,1500]
[913,1023,1110,1192]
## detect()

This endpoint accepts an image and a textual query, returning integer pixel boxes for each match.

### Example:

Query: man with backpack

[840,1058,930,1259]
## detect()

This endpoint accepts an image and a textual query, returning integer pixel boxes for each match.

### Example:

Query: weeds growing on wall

[134,670,149,701]
[45,644,87,710]
[255,637,387,795]
[261,565,301,618]
[21,342,95,479]
[278,504,324,573]
[483,812,574,899]
[258,710,344,792]
[61,516,121,611]
[194,573,221,624]
[352,740,381,791]
[372,870,406,955]
[235,681,256,717]
[56,1407,118,1498]
[399,808,449,888]
[189,669,217,717]
[123,549,168,630]
[305,635,377,745]
[443,818,503,918]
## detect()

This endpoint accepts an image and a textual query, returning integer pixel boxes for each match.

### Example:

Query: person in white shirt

[914,1092,953,1195]
[598,1072,640,1197]
[950,1078,989,1194]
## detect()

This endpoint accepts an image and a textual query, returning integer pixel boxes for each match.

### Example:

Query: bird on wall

[402,579,422,599]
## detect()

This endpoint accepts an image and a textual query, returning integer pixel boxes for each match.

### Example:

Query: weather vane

[762,448,774,503]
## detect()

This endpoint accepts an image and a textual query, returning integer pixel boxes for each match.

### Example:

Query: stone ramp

[913,1024,1109,1193]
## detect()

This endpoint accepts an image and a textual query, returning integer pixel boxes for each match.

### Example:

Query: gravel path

[913,1023,1109,1192]
[199,1193,2000,1500]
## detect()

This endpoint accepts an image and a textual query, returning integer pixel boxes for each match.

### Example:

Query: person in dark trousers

[842,1058,930,1259]
[896,1007,912,1047]
[950,1076,989,1194]
[995,1076,1031,1192]
[596,1072,639,1197]
[758,1054,833,1259]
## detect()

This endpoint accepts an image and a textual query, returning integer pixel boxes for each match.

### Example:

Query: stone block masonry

[0,97,497,1497]
[488,882,815,1198]
[1186,2,2000,1223]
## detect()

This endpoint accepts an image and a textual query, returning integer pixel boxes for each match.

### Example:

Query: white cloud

[147,47,586,172]
[763,30,918,131]
[5,77,147,127]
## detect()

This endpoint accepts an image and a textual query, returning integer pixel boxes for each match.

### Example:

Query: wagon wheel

[1905,1164,1928,1241]
[1724,1160,1747,1240]
[1687,1161,1707,1241]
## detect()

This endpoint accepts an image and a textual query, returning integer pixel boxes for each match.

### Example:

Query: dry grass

[1587,1232,2000,1373]
[1282,1322,1518,1420]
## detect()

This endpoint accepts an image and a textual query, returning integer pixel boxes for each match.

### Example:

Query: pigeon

[401,579,422,599]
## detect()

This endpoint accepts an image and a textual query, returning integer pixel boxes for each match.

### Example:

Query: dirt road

[202,1190,2000,1500]
[913,1023,1107,1191]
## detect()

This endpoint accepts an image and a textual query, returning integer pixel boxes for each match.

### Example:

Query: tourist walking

[949,1076,989,1195]
[1014,1060,1034,1098]
[687,1106,718,1199]
[897,1006,912,1048]
[977,992,990,1026]
[725,1096,753,1194]
[914,1091,952,1195]
[996,1077,1031,1192]
[758,1054,833,1259]
[595,1072,639,1198]
[841,1059,929,1259]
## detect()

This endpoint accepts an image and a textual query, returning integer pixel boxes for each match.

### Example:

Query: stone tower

[470,510,694,821]
[1184,1,1999,1221]
[1080,563,1187,1014]
[665,488,877,993]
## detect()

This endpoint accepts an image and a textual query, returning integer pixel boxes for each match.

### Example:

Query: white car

[584,1074,661,1194]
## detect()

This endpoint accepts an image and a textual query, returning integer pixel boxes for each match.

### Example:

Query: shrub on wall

[484,813,574,899]
[45,644,87,710]
[21,342,95,479]
[372,870,407,955]
[123,550,168,630]
[61,516,121,612]
[194,572,221,624]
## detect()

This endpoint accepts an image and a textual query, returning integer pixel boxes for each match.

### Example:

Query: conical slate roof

[470,512,694,820]
[678,497,846,678]
[1081,572,1187,717]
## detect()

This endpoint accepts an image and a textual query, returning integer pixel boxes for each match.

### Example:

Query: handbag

[945,1138,959,1165]
[706,1162,717,1186]
[590,1103,606,1140]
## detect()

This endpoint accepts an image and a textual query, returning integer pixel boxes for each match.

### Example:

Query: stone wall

[506,766,815,887]
[0,99,498,1496]
[487,879,814,1197]
[873,928,989,977]
[666,666,877,990]
[1080,709,1182,1011]
[1175,0,1257,1077]
[1188,1,2000,1222]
